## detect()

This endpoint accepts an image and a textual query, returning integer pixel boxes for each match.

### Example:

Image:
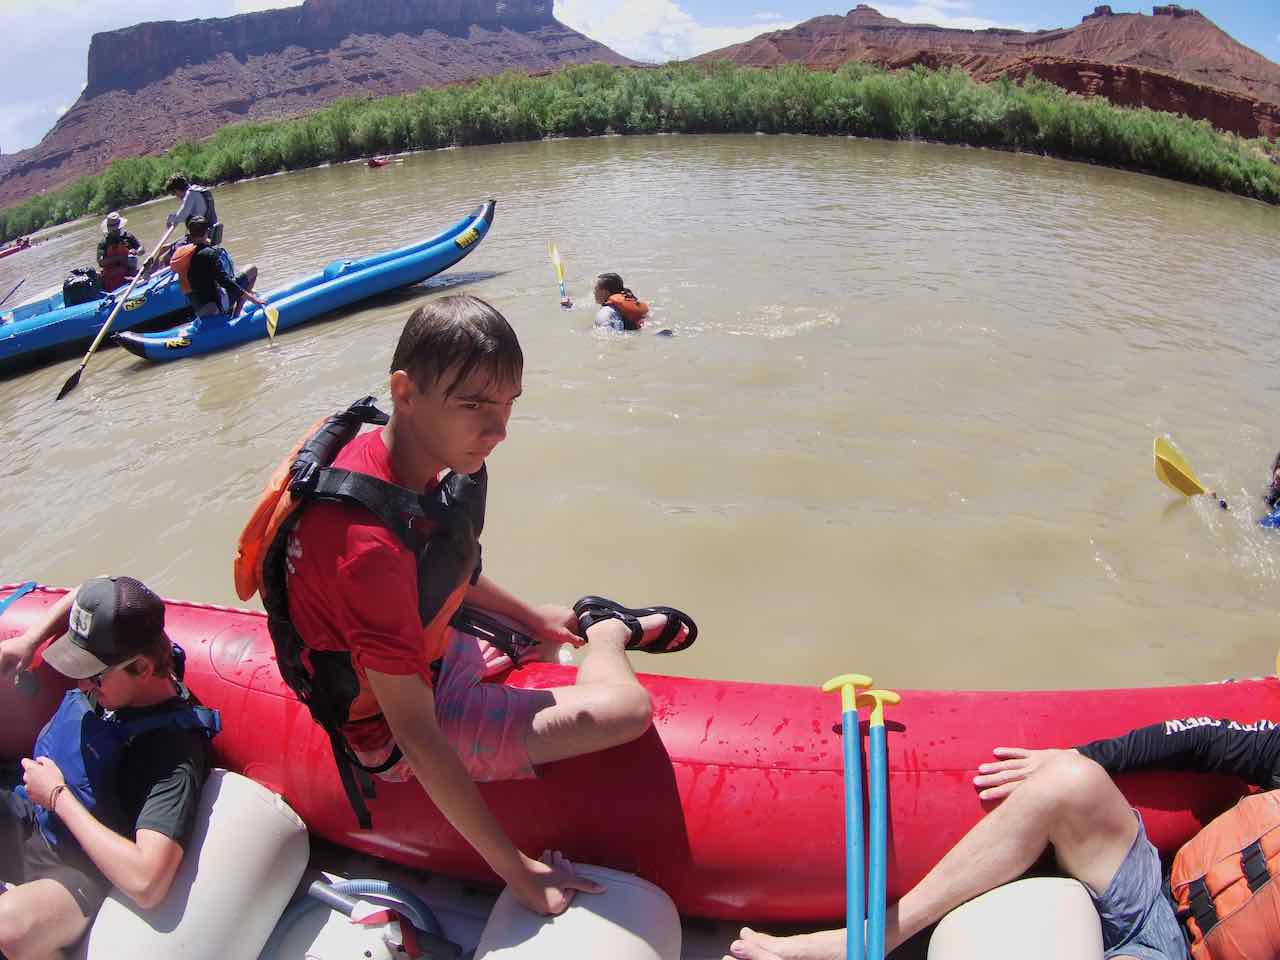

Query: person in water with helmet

[164,217,264,322]
[0,577,218,958]
[723,715,1280,960]
[593,273,649,331]
[96,212,144,292]
[236,294,697,919]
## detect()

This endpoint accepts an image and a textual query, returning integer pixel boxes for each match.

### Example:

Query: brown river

[2,134,1279,692]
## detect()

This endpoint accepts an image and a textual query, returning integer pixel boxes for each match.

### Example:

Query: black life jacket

[235,396,492,827]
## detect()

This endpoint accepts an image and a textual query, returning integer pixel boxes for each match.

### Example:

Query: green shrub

[2,61,1276,241]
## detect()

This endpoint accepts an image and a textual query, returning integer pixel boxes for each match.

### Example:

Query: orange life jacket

[1172,789,1280,959]
[99,234,136,290]
[608,292,649,330]
[170,242,198,295]
[234,396,487,827]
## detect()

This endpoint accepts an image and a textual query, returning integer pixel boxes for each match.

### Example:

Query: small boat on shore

[116,201,495,363]
[1,581,1264,924]
[0,236,33,259]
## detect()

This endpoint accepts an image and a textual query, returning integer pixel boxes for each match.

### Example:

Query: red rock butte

[0,0,631,208]
[697,4,1280,142]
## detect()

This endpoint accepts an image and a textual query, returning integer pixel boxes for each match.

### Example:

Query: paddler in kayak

[725,717,1280,960]
[0,577,218,958]
[235,293,698,918]
[96,212,144,292]
[163,216,265,324]
[593,272,649,331]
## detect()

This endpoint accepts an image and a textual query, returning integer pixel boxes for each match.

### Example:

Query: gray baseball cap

[43,577,166,679]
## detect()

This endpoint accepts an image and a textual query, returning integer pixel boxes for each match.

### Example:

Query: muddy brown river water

[2,134,1279,691]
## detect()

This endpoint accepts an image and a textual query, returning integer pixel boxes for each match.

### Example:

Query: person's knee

[0,895,40,957]
[617,684,654,740]
[1035,751,1117,819]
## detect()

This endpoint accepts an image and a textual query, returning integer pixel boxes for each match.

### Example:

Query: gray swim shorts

[1090,812,1188,960]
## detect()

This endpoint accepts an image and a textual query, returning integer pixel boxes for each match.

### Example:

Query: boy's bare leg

[0,879,91,960]
[726,752,1137,959]
[525,613,683,765]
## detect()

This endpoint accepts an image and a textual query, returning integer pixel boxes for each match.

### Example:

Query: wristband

[48,784,67,815]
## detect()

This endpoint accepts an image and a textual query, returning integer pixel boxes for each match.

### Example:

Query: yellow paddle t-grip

[858,689,901,728]
[823,674,873,713]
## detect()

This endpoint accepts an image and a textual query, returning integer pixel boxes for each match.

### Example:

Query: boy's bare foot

[724,927,845,960]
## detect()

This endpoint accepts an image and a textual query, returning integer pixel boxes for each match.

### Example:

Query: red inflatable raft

[0,583,1269,922]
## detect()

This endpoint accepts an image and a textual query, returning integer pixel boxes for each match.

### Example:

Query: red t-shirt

[286,429,439,752]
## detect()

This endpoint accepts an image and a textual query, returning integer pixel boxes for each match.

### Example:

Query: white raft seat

[474,864,681,960]
[928,876,1103,960]
[77,769,309,960]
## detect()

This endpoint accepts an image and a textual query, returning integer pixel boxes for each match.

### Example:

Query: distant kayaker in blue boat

[724,717,1280,960]
[165,217,264,323]
[0,577,218,959]
[593,273,649,331]
[235,294,698,919]
[164,175,222,245]
[96,212,144,292]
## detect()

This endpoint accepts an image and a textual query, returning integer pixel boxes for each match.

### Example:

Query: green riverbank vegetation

[3,61,1277,241]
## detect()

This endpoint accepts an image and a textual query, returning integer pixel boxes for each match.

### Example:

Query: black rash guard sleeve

[1075,717,1280,790]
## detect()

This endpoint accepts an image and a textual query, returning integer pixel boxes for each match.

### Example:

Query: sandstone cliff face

[0,0,627,208]
[699,4,1280,140]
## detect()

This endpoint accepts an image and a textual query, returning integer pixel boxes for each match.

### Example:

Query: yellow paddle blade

[1154,436,1206,497]
[547,241,565,283]
[264,305,279,341]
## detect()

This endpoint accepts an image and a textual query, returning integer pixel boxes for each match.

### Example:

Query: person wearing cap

[0,577,219,958]
[95,213,144,292]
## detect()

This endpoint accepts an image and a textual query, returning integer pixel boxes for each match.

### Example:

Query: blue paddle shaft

[867,723,889,960]
[840,709,866,960]
[0,581,36,616]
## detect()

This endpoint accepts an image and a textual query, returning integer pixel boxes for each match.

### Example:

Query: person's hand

[973,747,1075,801]
[21,757,67,809]
[507,850,604,915]
[529,604,582,648]
[0,631,38,680]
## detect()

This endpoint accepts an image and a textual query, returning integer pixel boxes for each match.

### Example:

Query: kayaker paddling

[163,216,264,323]
[0,577,218,958]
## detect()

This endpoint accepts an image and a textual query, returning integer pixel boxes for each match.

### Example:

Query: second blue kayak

[116,201,495,363]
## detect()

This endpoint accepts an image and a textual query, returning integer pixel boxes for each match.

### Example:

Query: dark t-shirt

[112,690,211,843]
[187,244,244,312]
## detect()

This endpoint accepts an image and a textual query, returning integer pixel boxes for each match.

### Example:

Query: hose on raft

[258,878,461,959]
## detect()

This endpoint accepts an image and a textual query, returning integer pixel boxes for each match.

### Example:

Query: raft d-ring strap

[0,581,37,616]
[1242,840,1271,893]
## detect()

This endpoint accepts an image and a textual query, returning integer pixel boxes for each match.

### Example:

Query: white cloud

[555,0,798,62]
[873,1,1032,31]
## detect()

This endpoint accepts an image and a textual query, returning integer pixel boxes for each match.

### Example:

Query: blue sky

[0,0,1275,154]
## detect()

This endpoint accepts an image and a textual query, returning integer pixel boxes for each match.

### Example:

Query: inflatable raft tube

[1,583,1269,923]
[0,269,189,373]
[116,200,495,363]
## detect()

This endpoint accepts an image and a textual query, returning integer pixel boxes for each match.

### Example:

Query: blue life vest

[1261,506,1280,529]
[17,688,220,850]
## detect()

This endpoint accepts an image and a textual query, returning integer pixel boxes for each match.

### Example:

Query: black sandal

[572,595,698,653]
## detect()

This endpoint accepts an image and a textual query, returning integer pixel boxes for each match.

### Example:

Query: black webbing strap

[1188,877,1219,936]
[309,469,426,550]
[328,729,373,830]
[1243,840,1272,893]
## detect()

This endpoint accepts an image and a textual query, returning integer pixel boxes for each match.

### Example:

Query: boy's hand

[21,757,67,808]
[530,604,582,648]
[973,747,1075,801]
[0,631,38,679]
[508,850,604,915]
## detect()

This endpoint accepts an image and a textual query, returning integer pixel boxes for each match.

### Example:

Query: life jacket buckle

[289,459,321,496]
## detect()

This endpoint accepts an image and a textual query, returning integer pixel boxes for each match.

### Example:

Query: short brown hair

[164,174,189,193]
[390,295,522,395]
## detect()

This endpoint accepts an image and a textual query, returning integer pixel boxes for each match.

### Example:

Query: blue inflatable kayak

[117,201,495,363]
[0,271,189,374]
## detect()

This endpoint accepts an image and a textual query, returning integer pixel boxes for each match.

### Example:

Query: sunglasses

[87,657,138,689]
